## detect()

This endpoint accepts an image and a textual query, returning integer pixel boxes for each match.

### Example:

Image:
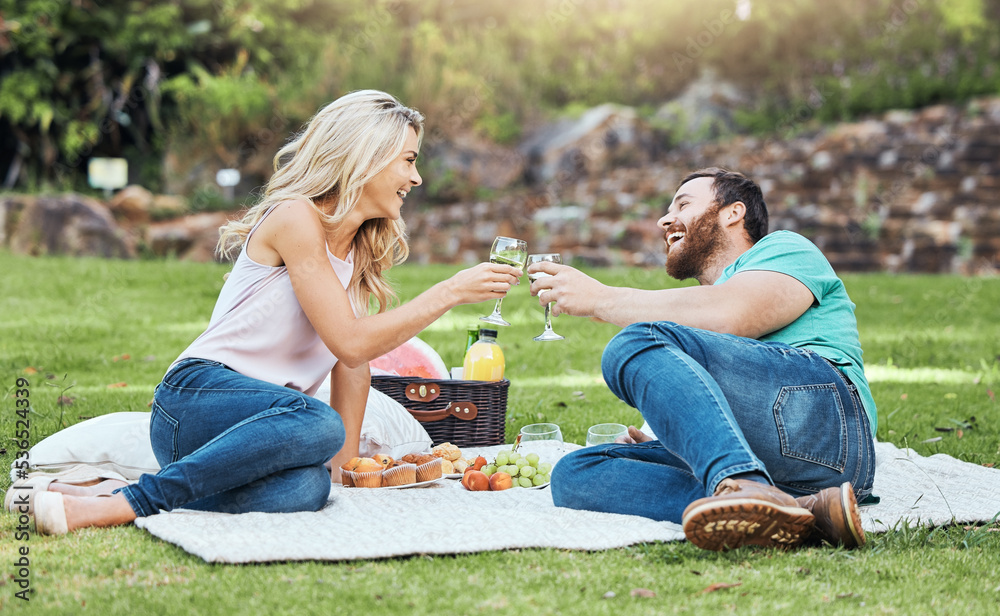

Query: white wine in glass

[481,236,528,327]
[527,253,564,341]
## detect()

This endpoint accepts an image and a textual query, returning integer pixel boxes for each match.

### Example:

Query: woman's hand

[441,262,522,306]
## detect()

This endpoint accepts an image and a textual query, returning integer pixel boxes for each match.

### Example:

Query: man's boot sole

[838,482,866,548]
[682,498,815,551]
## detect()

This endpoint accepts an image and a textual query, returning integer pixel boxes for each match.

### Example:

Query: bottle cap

[480,328,498,338]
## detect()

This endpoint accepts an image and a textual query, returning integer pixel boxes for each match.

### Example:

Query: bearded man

[529,168,876,551]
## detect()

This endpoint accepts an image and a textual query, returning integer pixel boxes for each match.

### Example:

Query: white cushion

[25,412,158,480]
[314,378,432,459]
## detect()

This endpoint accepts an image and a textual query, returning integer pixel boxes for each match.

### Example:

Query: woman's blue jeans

[551,322,875,523]
[119,358,345,517]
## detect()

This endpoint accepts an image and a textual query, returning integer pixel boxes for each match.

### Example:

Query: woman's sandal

[33,492,69,536]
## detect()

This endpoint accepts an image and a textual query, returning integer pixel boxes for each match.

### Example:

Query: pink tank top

[172,206,356,396]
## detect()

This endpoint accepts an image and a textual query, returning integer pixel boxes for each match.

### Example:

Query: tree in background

[2,0,998,193]
[0,0,349,190]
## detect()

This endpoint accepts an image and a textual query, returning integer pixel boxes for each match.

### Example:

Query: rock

[520,103,647,184]
[6,194,134,258]
[654,68,748,144]
[109,185,154,223]
[151,194,189,216]
[146,212,232,261]
[420,134,524,202]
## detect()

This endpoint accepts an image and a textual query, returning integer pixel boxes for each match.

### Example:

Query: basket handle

[407,401,478,423]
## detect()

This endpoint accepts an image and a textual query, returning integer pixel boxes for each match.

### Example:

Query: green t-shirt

[715,230,877,433]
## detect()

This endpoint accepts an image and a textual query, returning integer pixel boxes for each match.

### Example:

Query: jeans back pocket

[772,383,847,473]
[149,400,181,467]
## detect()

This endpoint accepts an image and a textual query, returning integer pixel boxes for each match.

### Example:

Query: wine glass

[585,423,628,447]
[519,423,564,442]
[481,236,528,327]
[527,253,564,341]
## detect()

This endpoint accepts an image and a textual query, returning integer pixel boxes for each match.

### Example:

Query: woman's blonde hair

[217,90,424,314]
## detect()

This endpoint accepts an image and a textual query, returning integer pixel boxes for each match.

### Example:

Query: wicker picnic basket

[370,375,509,447]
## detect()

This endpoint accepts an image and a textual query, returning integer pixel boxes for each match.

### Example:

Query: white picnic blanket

[131,440,1000,563]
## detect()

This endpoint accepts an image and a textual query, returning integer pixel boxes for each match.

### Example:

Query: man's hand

[527,262,609,318]
[614,425,654,444]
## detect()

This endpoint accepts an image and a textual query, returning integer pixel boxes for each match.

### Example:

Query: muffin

[414,456,443,483]
[381,462,417,487]
[402,453,436,465]
[347,457,386,488]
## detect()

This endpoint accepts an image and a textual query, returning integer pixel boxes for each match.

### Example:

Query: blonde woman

[31,90,521,534]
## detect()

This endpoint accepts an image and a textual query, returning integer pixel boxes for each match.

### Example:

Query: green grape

[526,453,540,466]
[532,474,547,486]
[496,452,509,466]
[518,476,533,488]
[504,465,518,476]
[537,463,552,475]
[519,465,535,478]
[515,458,529,468]
[484,465,497,476]
[536,473,549,483]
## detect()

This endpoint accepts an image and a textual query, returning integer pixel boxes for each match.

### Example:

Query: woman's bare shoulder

[249,200,325,265]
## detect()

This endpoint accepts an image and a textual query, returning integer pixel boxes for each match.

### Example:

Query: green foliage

[4,0,1000,190]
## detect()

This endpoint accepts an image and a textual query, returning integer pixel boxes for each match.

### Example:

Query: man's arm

[530,264,814,338]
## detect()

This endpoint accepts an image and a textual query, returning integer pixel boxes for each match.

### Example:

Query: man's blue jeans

[119,358,344,517]
[551,322,875,523]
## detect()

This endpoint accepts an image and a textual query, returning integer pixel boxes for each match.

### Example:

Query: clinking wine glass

[585,423,628,447]
[527,253,564,341]
[519,423,564,442]
[481,236,528,327]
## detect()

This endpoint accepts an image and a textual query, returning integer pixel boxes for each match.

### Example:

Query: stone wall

[4,97,999,274]
[406,97,1000,274]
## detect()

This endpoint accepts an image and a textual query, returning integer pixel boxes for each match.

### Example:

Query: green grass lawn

[1,252,999,615]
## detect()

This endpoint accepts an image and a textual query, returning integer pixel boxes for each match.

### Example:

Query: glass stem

[492,297,504,316]
[543,302,554,331]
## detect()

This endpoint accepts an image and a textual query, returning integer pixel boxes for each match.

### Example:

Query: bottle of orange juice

[462,328,505,381]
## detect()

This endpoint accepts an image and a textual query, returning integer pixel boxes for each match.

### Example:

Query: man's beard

[665,207,725,281]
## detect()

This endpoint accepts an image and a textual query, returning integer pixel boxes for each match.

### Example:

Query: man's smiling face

[658,176,726,281]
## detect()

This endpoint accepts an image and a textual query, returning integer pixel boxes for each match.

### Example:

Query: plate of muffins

[340,453,444,489]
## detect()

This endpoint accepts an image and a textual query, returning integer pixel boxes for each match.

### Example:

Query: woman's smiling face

[357,126,422,221]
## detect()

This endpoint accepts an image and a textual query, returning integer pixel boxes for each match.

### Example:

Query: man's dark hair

[679,167,769,243]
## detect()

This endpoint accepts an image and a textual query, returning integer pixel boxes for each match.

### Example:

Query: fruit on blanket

[483,450,551,487]
[462,470,490,491]
[488,472,513,491]
[472,455,488,471]
[369,336,449,379]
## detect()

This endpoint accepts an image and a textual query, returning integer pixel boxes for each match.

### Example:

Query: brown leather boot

[682,478,815,551]
[795,482,865,548]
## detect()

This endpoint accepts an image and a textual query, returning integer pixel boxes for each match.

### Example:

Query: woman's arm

[327,361,371,482]
[262,200,521,367]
